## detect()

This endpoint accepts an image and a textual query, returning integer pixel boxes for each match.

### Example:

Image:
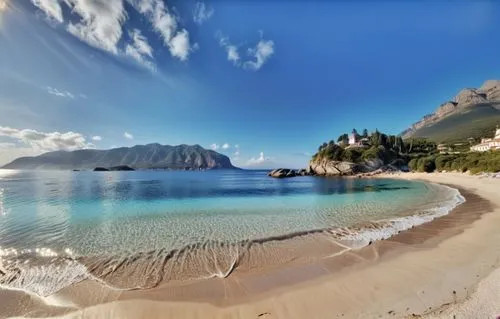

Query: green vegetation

[410,104,500,144]
[409,151,500,174]
[313,128,500,174]
[313,130,415,166]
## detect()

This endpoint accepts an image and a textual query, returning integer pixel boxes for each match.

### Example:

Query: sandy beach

[2,172,499,319]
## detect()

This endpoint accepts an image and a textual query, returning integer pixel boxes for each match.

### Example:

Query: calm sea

[0,169,463,296]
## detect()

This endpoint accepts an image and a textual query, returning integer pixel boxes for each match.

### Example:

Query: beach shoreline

[2,172,499,318]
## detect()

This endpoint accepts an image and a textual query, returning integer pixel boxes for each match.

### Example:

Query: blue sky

[0,0,500,168]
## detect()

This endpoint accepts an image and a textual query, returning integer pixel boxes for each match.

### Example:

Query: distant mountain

[1,144,238,170]
[401,80,500,143]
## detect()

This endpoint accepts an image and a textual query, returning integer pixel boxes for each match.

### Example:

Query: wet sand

[2,173,499,318]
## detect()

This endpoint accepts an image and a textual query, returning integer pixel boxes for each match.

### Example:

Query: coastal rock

[93,167,109,172]
[297,168,308,176]
[268,168,296,178]
[308,159,361,176]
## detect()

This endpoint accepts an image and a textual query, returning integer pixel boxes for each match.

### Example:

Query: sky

[1,0,500,168]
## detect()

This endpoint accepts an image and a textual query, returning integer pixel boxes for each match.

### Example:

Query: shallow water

[0,169,463,295]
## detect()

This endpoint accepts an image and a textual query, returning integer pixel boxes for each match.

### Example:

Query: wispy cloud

[66,0,127,55]
[130,0,193,61]
[243,37,275,71]
[123,131,134,140]
[46,86,87,100]
[31,0,63,23]
[92,135,102,141]
[46,86,76,99]
[30,0,194,67]
[193,1,214,25]
[125,28,156,71]
[216,31,240,66]
[0,126,94,152]
[210,142,234,151]
[217,31,275,71]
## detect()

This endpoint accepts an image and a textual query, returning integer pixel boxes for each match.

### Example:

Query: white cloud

[246,152,275,167]
[0,126,94,152]
[31,0,64,23]
[209,143,219,150]
[123,131,133,140]
[193,1,213,25]
[46,86,75,99]
[125,28,156,71]
[217,32,240,66]
[129,0,192,61]
[221,143,230,149]
[243,38,275,71]
[217,31,275,70]
[66,0,127,55]
[92,135,102,141]
[168,29,191,61]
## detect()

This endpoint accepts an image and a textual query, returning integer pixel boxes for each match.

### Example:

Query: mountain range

[1,144,237,170]
[401,80,500,143]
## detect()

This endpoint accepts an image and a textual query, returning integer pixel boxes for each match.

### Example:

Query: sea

[0,169,464,296]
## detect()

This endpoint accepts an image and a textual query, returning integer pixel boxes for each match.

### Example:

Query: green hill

[409,104,500,143]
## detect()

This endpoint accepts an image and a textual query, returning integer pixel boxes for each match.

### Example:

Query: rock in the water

[109,165,135,171]
[297,168,308,176]
[268,168,297,178]
[93,167,109,172]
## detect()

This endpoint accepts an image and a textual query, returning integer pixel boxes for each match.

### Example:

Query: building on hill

[347,134,370,149]
[470,128,500,152]
[437,144,450,154]
[348,132,359,145]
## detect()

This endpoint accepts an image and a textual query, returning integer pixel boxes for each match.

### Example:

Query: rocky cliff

[307,158,388,176]
[401,80,500,138]
[1,144,238,170]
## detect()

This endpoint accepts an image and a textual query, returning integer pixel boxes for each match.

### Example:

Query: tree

[337,133,349,145]
[362,129,368,138]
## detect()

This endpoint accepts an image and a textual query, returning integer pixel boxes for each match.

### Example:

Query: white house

[470,128,500,152]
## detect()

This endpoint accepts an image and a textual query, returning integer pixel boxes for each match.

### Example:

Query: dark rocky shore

[268,160,405,178]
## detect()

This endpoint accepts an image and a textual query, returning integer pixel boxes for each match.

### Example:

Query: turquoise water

[0,169,463,295]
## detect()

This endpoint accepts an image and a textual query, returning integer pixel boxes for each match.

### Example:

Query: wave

[0,184,465,297]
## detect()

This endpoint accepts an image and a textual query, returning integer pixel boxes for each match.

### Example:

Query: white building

[348,133,357,145]
[470,128,500,152]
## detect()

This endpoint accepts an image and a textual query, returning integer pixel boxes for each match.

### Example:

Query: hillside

[1,144,237,170]
[309,130,411,175]
[408,104,500,143]
[401,80,500,143]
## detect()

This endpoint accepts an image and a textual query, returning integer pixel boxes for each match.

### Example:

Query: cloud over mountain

[0,126,94,152]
